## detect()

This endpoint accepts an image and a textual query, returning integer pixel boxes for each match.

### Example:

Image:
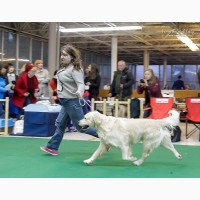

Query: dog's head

[79,111,104,130]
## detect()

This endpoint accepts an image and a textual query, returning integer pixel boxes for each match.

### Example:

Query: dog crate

[23,104,61,137]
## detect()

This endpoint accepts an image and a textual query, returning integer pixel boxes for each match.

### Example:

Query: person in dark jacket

[108,60,134,101]
[172,75,185,90]
[84,63,101,101]
[137,68,162,118]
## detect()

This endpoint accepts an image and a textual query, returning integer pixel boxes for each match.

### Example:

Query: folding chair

[148,97,174,119]
[185,98,200,141]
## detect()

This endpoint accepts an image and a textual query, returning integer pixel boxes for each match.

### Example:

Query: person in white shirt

[6,63,18,94]
[34,59,50,97]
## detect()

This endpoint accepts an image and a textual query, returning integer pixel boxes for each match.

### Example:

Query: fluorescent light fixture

[0,58,30,62]
[60,26,142,33]
[177,35,199,51]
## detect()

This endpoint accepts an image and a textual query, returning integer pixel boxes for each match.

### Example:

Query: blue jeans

[16,96,31,120]
[46,98,98,151]
[0,103,4,118]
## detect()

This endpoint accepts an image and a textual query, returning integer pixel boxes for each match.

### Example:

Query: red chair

[148,97,174,119]
[185,97,200,141]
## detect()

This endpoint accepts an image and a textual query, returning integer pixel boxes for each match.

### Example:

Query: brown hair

[145,69,157,85]
[89,63,99,80]
[61,44,81,70]
[34,59,43,67]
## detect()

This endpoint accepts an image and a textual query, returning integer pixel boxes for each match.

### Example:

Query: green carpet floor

[0,136,200,178]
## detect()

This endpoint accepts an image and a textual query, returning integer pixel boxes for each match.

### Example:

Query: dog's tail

[161,110,180,131]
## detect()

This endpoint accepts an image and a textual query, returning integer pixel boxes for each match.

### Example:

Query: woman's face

[144,70,152,80]
[28,69,36,78]
[8,66,15,73]
[61,50,72,65]
[37,63,43,69]
[85,67,90,74]
[88,65,91,71]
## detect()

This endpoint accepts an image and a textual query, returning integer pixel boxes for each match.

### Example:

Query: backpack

[130,98,140,118]
[171,125,181,142]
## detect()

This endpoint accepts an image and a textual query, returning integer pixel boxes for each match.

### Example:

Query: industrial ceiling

[0,22,200,65]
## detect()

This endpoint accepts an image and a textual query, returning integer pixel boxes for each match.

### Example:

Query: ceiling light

[177,35,199,51]
[60,26,142,33]
[0,58,30,62]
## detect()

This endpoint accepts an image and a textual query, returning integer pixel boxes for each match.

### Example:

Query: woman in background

[137,68,162,118]
[84,63,101,101]
[12,63,39,120]
[34,59,50,97]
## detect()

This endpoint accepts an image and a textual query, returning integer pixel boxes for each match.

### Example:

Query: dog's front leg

[83,140,107,165]
[121,145,137,161]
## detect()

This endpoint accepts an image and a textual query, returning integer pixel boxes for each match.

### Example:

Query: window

[18,35,31,74]
[43,42,48,68]
[3,32,16,66]
[32,39,42,64]
[185,65,197,89]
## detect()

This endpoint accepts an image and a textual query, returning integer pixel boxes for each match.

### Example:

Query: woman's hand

[85,82,91,86]
[24,92,30,97]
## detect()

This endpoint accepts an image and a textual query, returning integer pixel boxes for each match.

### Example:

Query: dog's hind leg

[83,141,107,165]
[161,136,182,160]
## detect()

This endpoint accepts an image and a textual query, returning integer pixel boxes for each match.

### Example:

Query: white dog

[79,110,182,166]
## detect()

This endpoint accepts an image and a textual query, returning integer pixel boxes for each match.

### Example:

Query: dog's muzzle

[81,125,90,130]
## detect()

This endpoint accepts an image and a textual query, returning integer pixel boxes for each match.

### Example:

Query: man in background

[172,75,185,90]
[108,60,134,101]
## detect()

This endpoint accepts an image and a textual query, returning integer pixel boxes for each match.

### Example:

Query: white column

[48,22,60,79]
[111,36,118,82]
[163,58,167,86]
[143,49,149,71]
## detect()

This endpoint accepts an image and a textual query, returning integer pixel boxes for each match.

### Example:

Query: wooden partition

[98,89,200,99]
[91,98,131,118]
[0,97,9,135]
[174,90,200,98]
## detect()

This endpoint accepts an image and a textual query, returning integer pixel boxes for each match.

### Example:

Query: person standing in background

[137,68,162,118]
[49,70,59,104]
[108,60,134,101]
[0,65,9,118]
[172,75,185,90]
[84,63,101,101]
[34,59,50,97]
[6,63,18,118]
[6,63,18,92]
[12,63,39,120]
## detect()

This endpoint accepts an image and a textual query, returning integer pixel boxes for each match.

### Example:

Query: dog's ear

[93,111,103,124]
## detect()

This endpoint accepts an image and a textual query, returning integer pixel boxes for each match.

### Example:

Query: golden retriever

[79,110,182,166]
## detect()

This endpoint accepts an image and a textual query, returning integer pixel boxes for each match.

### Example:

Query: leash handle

[79,98,93,110]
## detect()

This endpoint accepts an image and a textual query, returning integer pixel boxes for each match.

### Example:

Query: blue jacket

[0,77,8,99]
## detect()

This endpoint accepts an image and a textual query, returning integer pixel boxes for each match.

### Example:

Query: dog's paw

[177,154,182,160]
[130,156,138,161]
[83,159,93,165]
[133,160,142,166]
